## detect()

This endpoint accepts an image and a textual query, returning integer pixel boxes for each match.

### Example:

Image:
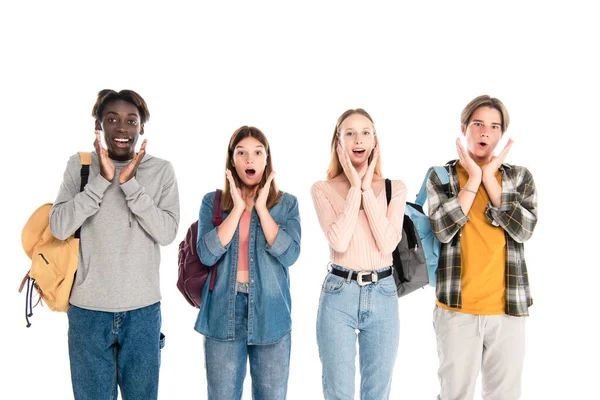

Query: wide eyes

[236,150,264,156]
[345,130,371,136]
[105,117,138,126]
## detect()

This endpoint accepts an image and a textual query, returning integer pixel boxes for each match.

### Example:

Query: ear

[95,120,102,131]
[140,125,145,135]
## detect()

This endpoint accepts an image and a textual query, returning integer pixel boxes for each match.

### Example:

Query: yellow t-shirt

[437,162,506,315]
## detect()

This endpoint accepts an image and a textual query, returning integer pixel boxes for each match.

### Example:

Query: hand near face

[255,170,276,212]
[456,138,482,181]
[482,138,513,178]
[361,144,379,192]
[94,130,115,182]
[337,141,362,188]
[226,169,246,212]
[119,139,147,184]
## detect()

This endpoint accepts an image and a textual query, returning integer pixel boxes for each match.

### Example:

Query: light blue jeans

[204,292,291,400]
[317,265,399,400]
[67,302,164,400]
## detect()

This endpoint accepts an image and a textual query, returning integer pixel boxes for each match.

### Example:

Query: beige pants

[433,306,526,400]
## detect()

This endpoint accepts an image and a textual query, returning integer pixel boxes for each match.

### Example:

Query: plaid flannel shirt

[427,160,538,316]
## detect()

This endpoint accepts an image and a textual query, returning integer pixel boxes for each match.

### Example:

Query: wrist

[232,204,246,217]
[255,204,269,217]
[481,170,496,183]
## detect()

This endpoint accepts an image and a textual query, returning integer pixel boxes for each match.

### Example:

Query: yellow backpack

[18,152,91,326]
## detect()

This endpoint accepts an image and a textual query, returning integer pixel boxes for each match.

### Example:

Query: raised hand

[337,141,361,188]
[482,138,513,178]
[226,169,246,212]
[456,138,482,181]
[361,144,379,192]
[94,130,115,181]
[119,139,147,184]
[255,170,276,212]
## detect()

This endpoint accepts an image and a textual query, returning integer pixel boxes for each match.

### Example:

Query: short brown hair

[222,126,282,211]
[326,108,382,180]
[91,89,150,124]
[461,95,509,133]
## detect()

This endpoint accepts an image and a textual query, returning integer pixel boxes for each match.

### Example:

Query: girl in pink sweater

[311,109,407,399]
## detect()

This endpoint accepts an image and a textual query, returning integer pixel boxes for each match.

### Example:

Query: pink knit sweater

[311,180,407,271]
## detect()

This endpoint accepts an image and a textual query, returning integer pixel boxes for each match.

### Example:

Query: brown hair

[222,126,282,211]
[326,108,382,180]
[91,89,150,124]
[461,95,509,134]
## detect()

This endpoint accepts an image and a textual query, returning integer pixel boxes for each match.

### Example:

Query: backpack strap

[385,178,392,205]
[414,166,450,207]
[209,189,224,291]
[74,152,92,239]
[212,189,223,226]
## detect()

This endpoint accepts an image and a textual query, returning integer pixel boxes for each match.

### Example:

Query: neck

[108,152,134,162]
[353,161,369,179]
[241,185,258,200]
[467,151,493,164]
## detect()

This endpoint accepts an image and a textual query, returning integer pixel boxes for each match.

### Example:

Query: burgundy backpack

[177,189,223,308]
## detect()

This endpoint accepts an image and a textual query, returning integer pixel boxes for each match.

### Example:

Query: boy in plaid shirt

[427,95,537,400]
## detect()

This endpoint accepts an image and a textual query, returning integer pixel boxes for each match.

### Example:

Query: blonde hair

[461,95,510,134]
[326,108,382,180]
[222,126,282,211]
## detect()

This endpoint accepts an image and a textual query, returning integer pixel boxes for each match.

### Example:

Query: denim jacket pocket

[321,273,347,294]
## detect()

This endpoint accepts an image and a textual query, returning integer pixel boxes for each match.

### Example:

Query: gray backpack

[385,178,430,297]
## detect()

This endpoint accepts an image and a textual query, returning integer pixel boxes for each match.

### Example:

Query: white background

[1,1,597,399]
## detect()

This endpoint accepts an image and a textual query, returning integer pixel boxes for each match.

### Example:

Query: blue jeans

[317,266,399,400]
[67,302,164,400]
[204,292,291,400]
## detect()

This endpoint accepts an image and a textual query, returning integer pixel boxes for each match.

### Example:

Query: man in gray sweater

[50,89,180,400]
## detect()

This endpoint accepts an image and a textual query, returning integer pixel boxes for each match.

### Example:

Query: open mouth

[114,137,131,148]
[352,149,366,156]
[478,142,488,148]
[245,169,256,177]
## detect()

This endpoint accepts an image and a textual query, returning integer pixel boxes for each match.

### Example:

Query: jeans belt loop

[345,269,353,283]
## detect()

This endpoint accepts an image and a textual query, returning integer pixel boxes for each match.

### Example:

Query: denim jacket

[194,191,301,344]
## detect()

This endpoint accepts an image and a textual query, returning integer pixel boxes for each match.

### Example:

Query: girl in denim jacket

[195,126,301,400]
[311,109,407,399]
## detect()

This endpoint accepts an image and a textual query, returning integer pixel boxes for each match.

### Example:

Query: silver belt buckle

[357,271,377,286]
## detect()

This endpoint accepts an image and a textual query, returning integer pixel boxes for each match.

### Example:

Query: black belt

[330,267,392,286]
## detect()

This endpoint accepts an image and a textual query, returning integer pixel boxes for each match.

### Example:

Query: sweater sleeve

[311,181,361,253]
[362,180,406,253]
[120,162,180,246]
[50,154,111,240]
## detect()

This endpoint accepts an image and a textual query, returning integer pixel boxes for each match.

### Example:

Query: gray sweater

[50,152,180,312]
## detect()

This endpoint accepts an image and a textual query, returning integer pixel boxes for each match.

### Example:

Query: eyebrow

[472,119,501,126]
[235,144,265,149]
[105,111,139,118]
